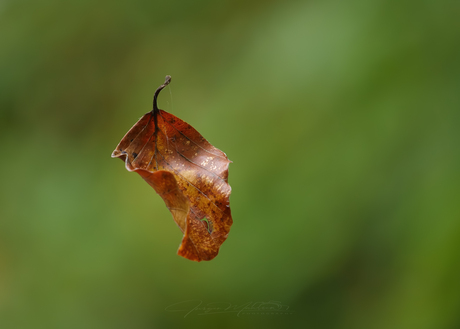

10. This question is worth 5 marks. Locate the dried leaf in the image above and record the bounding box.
[111,76,232,261]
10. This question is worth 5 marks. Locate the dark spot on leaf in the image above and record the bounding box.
[133,152,138,159]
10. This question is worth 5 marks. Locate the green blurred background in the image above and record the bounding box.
[1,0,459,328]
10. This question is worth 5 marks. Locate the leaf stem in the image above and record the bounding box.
[153,75,172,113]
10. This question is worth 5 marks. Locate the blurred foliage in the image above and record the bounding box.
[1,0,459,328]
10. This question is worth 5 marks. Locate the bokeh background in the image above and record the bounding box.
[1,0,459,328]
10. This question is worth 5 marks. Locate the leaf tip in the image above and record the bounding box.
[111,149,120,158]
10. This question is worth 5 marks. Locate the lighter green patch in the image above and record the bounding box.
[200,217,211,233]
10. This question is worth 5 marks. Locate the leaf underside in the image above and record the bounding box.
[112,105,232,261]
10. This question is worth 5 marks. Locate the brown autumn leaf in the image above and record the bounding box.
[111,76,232,261]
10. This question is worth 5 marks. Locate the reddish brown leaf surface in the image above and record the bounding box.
[111,76,232,261]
